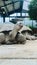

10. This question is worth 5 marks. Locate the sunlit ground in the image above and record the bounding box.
[0,40,37,65]
[0,40,37,59]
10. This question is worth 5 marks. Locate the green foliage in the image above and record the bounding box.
[28,0,37,20]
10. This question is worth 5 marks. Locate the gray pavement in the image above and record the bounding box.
[0,59,37,65]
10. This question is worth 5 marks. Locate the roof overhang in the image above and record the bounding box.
[0,0,23,17]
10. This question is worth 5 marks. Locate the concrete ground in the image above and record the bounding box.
[0,59,37,65]
[0,40,37,59]
[0,40,37,65]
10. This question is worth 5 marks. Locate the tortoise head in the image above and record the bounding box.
[15,23,23,31]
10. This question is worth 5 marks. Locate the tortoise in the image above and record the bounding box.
[19,25,37,40]
[8,23,26,44]
[0,33,5,44]
[0,23,14,34]
[0,22,14,44]
[15,32,26,44]
[0,22,37,45]
[0,22,26,44]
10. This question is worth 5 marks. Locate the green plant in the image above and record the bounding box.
[28,0,37,20]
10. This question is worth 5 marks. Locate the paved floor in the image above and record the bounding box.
[0,59,37,65]
[0,40,37,65]
[0,40,37,59]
